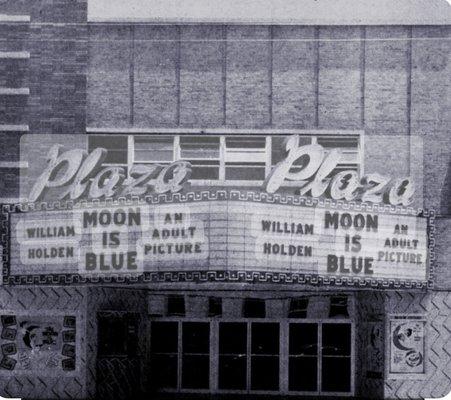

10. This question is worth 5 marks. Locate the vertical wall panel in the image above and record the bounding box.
[364,27,409,135]
[318,27,361,129]
[134,26,178,127]
[180,26,224,127]
[411,27,450,135]
[87,25,131,127]
[272,26,316,128]
[411,26,451,213]
[226,26,271,128]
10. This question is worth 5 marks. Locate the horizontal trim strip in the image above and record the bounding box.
[0,14,30,23]
[0,124,29,132]
[0,51,30,59]
[87,127,363,136]
[0,88,30,96]
[0,161,28,168]
[88,17,451,26]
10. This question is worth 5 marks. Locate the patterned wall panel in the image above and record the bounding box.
[384,291,451,399]
[0,286,87,399]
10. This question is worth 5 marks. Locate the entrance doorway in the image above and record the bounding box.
[96,311,141,399]
[149,319,353,396]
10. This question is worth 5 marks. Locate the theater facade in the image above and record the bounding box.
[0,0,450,399]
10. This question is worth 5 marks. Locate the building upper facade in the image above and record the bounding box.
[0,0,450,288]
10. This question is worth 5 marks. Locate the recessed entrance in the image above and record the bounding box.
[149,319,353,396]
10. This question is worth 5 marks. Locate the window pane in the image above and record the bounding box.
[225,137,266,165]
[150,354,178,389]
[167,295,185,317]
[88,135,127,164]
[183,322,209,354]
[189,160,220,180]
[225,165,266,181]
[180,136,220,159]
[329,296,349,318]
[322,357,351,392]
[243,298,266,318]
[151,322,178,353]
[182,355,209,389]
[289,298,309,318]
[317,136,359,165]
[208,297,222,317]
[251,356,279,390]
[251,323,279,355]
[322,324,351,356]
[289,323,318,356]
[134,136,173,163]
[289,357,318,392]
[225,136,266,149]
[219,323,247,354]
[317,136,359,148]
[218,355,247,390]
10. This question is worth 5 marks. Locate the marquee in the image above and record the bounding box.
[1,190,434,288]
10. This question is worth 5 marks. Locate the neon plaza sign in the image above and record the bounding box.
[29,135,414,206]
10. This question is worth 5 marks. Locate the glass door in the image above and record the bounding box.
[321,323,352,393]
[288,321,353,396]
[288,323,318,392]
[150,319,353,396]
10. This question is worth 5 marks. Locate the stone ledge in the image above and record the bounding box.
[0,125,29,132]
[0,88,30,96]
[0,14,30,23]
[0,51,30,59]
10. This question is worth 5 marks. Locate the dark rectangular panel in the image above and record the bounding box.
[182,355,210,389]
[251,322,279,355]
[182,322,210,354]
[322,357,351,392]
[289,357,318,392]
[151,321,178,353]
[251,356,279,390]
[219,322,247,354]
[218,355,247,390]
[289,323,318,356]
[322,323,351,356]
[150,354,178,389]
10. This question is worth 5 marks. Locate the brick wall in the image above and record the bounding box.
[87,24,451,215]
[1,21,450,213]
[0,0,87,200]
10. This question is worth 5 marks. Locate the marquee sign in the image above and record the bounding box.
[26,136,415,206]
[1,190,433,288]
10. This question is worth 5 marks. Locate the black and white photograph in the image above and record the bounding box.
[0,0,450,398]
